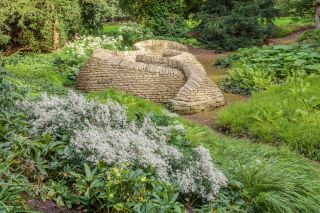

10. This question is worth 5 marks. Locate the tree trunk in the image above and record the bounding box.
[51,3,60,51]
[315,3,320,29]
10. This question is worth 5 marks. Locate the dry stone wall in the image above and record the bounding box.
[75,40,225,114]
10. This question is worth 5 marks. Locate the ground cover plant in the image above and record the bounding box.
[184,122,320,213]
[3,53,68,96]
[217,76,320,160]
[299,29,320,44]
[218,43,320,95]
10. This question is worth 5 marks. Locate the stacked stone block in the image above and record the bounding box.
[75,40,225,114]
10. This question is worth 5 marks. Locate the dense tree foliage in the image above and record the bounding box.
[195,0,278,51]
[0,0,111,51]
[274,0,315,17]
[119,0,190,37]
[105,0,126,21]
[275,0,320,29]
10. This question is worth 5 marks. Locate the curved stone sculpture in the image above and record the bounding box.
[75,40,225,114]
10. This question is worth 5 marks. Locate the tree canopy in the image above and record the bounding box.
[275,0,315,17]
[0,0,112,51]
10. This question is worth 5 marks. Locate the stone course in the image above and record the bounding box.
[75,40,225,114]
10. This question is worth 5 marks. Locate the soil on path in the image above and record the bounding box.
[184,28,309,128]
[266,26,313,45]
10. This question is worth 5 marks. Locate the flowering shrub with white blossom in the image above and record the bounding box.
[55,35,124,86]
[64,35,123,60]
[21,91,227,201]
[55,23,154,86]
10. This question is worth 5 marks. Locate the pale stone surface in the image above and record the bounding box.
[75,40,225,114]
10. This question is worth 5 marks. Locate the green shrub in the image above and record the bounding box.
[0,163,29,212]
[217,76,320,160]
[41,164,183,211]
[119,0,188,38]
[195,0,277,51]
[0,0,80,51]
[299,29,320,44]
[0,0,111,51]
[118,23,154,47]
[78,0,110,34]
[0,70,36,210]
[215,56,236,69]
[104,0,127,22]
[220,44,320,95]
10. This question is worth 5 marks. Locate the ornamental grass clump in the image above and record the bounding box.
[21,91,227,201]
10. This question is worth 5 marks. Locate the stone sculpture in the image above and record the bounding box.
[75,40,224,114]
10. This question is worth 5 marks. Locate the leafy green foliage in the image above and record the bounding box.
[78,0,110,34]
[299,29,320,44]
[40,164,183,212]
[0,67,28,140]
[0,0,80,51]
[102,166,182,212]
[218,76,320,160]
[220,43,320,94]
[119,0,189,38]
[0,0,112,51]
[104,0,127,22]
[0,69,30,211]
[215,55,238,69]
[184,122,320,213]
[274,0,315,17]
[195,0,277,51]
[118,23,154,47]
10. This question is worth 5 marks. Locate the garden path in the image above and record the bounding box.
[266,26,313,45]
